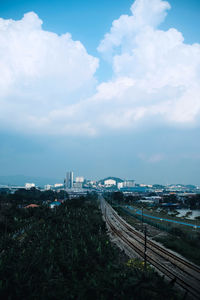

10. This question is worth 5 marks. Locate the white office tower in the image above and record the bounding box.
[65,171,73,189]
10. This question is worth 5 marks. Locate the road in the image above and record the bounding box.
[125,205,200,229]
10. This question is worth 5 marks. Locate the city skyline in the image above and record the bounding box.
[0,0,200,185]
[0,171,199,188]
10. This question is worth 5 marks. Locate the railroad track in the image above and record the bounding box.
[101,199,200,299]
[112,207,200,277]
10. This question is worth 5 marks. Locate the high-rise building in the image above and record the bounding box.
[64,171,73,189]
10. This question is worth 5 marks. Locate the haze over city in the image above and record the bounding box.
[0,0,200,185]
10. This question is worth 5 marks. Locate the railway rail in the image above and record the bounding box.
[101,198,200,299]
[112,207,200,277]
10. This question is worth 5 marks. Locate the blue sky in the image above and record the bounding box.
[0,0,200,184]
[1,0,200,81]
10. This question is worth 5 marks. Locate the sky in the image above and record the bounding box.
[0,0,200,185]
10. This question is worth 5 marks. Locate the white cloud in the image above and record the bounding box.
[0,12,99,134]
[97,0,171,58]
[95,0,200,130]
[138,153,165,163]
[0,1,200,136]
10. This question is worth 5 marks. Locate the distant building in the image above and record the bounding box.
[140,184,153,188]
[25,183,35,190]
[50,201,61,209]
[104,179,116,187]
[177,193,196,203]
[123,180,135,188]
[117,182,124,189]
[73,182,83,188]
[88,180,97,187]
[44,184,52,190]
[54,183,64,188]
[64,171,73,189]
[75,177,84,183]
[24,204,39,208]
[143,196,161,204]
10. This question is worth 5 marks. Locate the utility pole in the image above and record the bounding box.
[144,225,147,271]
[142,207,144,232]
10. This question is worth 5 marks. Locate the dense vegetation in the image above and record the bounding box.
[0,187,68,206]
[0,194,181,299]
[0,188,68,235]
[154,228,200,266]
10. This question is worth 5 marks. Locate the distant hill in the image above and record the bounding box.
[0,175,63,187]
[98,176,124,184]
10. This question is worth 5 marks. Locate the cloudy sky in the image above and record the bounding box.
[0,0,200,184]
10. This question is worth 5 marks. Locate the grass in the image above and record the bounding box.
[154,232,200,266]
